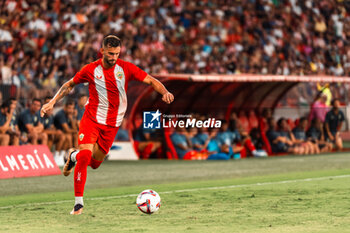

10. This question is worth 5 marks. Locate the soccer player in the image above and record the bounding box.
[40,35,174,215]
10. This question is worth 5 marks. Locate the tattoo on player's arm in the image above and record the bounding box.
[53,83,73,103]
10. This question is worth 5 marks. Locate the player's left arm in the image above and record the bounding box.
[41,79,76,117]
[143,75,174,104]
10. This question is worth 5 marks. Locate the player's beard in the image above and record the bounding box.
[104,57,116,67]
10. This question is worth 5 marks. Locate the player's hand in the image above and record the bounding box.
[40,102,54,117]
[162,92,174,104]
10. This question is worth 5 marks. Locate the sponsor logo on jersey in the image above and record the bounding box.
[116,72,123,80]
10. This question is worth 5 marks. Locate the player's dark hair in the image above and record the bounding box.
[103,35,121,48]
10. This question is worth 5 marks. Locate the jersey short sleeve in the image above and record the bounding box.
[73,64,90,84]
[125,62,147,82]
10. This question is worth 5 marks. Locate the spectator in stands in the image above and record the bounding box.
[307,118,333,153]
[18,98,47,145]
[3,0,350,104]
[250,128,265,151]
[191,127,210,152]
[171,127,194,160]
[43,96,66,159]
[292,117,320,154]
[325,99,344,150]
[6,98,20,145]
[76,93,88,127]
[266,117,303,155]
[53,99,78,165]
[277,118,308,155]
[133,125,162,159]
[309,93,329,123]
[0,102,11,146]
[229,112,239,132]
[206,128,239,160]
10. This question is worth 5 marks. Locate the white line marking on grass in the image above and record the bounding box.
[1,174,349,210]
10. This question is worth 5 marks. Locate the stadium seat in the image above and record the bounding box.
[238,111,250,132]
[248,110,259,130]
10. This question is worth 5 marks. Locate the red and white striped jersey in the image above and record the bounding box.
[73,58,147,127]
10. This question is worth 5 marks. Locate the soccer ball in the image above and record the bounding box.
[136,189,161,214]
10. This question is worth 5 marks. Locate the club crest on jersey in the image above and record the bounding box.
[116,72,123,80]
[79,133,84,141]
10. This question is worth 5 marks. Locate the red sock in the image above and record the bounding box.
[74,150,92,197]
[89,157,103,169]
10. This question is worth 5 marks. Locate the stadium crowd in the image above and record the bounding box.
[1,0,350,103]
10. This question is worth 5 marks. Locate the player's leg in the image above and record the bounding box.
[64,115,99,215]
[69,143,93,215]
[89,143,106,169]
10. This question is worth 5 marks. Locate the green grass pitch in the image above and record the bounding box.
[1,153,350,233]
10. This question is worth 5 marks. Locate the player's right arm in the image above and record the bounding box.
[40,79,76,117]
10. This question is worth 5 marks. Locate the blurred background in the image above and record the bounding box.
[1,0,350,163]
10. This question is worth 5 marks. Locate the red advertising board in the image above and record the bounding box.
[0,145,61,179]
